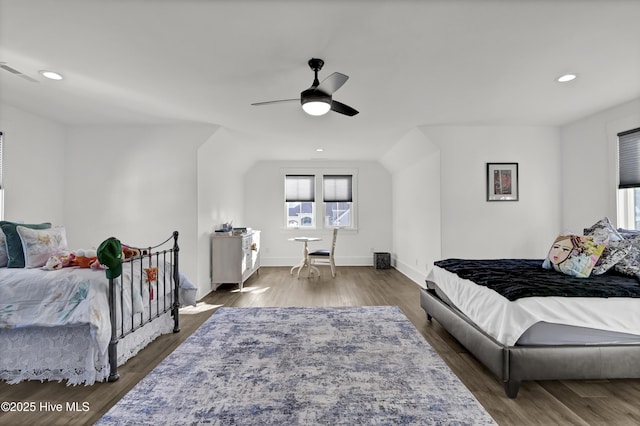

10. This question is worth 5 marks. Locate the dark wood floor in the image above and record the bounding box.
[2,266,640,425]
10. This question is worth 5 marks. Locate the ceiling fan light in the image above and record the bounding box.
[302,100,331,116]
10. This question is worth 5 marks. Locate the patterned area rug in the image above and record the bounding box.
[97,306,496,425]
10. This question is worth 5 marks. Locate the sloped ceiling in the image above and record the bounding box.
[1,0,639,161]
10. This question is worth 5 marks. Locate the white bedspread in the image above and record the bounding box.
[427,265,640,346]
[0,267,112,350]
[0,260,193,363]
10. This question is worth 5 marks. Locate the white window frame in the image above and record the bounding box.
[286,201,316,229]
[322,174,355,228]
[282,168,358,230]
[617,127,640,230]
[617,188,635,230]
[284,173,316,229]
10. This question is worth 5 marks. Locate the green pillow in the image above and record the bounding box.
[0,221,52,268]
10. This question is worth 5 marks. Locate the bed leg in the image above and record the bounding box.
[172,231,181,333]
[426,313,432,321]
[503,379,520,399]
[172,304,180,333]
[108,341,120,382]
[107,277,120,382]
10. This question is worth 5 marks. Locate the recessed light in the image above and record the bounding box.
[39,70,63,80]
[556,73,577,83]
[316,148,324,152]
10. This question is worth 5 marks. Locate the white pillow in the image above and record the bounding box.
[0,229,7,267]
[16,225,68,268]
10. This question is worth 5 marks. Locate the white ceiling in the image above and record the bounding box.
[1,0,639,161]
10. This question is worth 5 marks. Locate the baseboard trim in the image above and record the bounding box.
[393,259,427,288]
[261,256,375,267]
[259,256,427,288]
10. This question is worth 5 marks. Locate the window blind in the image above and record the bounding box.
[323,175,352,202]
[285,175,315,202]
[619,127,640,189]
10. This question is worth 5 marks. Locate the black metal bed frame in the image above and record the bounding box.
[106,231,181,382]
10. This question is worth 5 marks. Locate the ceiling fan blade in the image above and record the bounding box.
[316,72,349,95]
[331,100,359,116]
[251,98,299,106]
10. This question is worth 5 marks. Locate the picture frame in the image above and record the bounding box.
[486,162,518,201]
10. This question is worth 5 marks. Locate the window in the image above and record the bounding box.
[284,170,357,229]
[323,175,352,227]
[617,127,640,229]
[285,175,315,228]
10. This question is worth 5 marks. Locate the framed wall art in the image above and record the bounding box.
[487,162,518,201]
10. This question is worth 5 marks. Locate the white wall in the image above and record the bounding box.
[560,98,640,232]
[0,103,66,224]
[381,125,561,287]
[197,128,250,297]
[381,128,441,284]
[428,126,562,260]
[243,160,392,266]
[64,123,216,297]
[6,95,637,300]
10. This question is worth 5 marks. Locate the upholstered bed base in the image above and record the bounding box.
[420,285,640,398]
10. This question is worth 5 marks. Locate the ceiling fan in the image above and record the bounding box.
[251,58,359,116]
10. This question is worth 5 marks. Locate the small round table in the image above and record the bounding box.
[289,237,321,278]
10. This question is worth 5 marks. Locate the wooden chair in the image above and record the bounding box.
[308,228,338,277]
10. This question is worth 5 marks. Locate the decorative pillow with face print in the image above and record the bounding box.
[542,234,606,278]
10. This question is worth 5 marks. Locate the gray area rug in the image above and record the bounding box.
[97,306,496,425]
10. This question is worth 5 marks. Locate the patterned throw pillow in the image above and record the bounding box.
[590,239,632,275]
[0,221,52,268]
[0,229,7,267]
[16,226,68,268]
[584,217,630,275]
[542,234,606,278]
[584,217,624,242]
[614,234,640,276]
[617,228,640,239]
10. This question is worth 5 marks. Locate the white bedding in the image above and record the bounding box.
[427,265,640,346]
[0,260,196,384]
[0,267,113,354]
